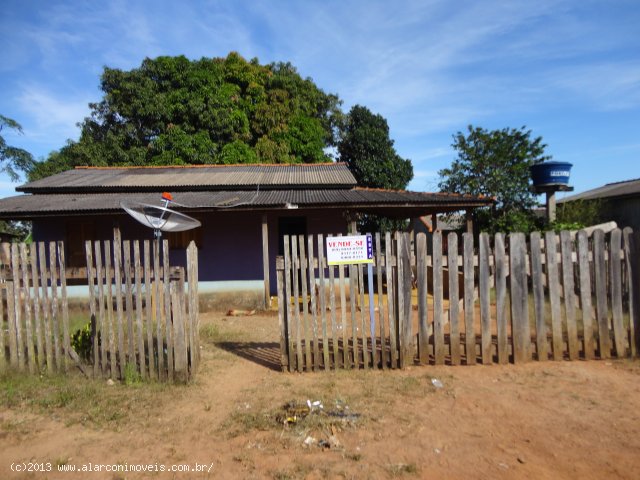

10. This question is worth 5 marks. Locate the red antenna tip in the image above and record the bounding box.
[162,192,173,202]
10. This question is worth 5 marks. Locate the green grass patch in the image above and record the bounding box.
[0,368,183,429]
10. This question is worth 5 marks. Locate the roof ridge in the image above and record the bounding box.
[75,162,346,170]
[604,177,640,186]
[353,186,493,200]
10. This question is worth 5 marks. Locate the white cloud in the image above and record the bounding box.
[17,85,90,148]
[549,61,640,111]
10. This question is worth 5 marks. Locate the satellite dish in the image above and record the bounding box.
[121,192,201,239]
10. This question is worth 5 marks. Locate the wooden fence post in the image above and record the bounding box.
[276,256,288,371]
[623,229,640,356]
[113,230,126,378]
[283,236,295,372]
[299,235,312,371]
[385,231,397,369]
[577,230,595,360]
[133,241,147,379]
[122,240,135,364]
[57,241,71,372]
[163,239,173,381]
[104,239,117,379]
[494,233,509,364]
[153,239,164,380]
[609,229,626,357]
[187,241,199,374]
[433,232,445,365]
[95,241,108,376]
[545,231,564,361]
[416,233,429,364]
[48,242,61,371]
[397,232,413,367]
[560,231,579,360]
[38,242,53,373]
[375,233,386,369]
[10,244,24,370]
[19,244,35,373]
[29,244,44,370]
[448,233,461,365]
[171,280,188,382]
[509,233,530,363]
[479,233,492,365]
[328,245,340,369]
[593,230,611,359]
[530,232,546,361]
[291,236,303,372]
[317,234,330,370]
[85,241,98,376]
[463,233,475,365]
[7,280,18,368]
[143,240,155,379]
[0,265,5,372]
[306,235,320,371]
[348,262,358,369]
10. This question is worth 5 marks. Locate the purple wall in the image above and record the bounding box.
[31,209,348,294]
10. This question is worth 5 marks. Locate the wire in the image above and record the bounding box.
[214,183,260,208]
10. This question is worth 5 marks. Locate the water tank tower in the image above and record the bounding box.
[530,161,574,223]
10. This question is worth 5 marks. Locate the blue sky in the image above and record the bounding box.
[1,0,638,201]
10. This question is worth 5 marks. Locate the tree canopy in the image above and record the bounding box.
[0,114,35,238]
[29,53,344,180]
[338,105,413,190]
[0,115,35,181]
[338,105,413,232]
[438,125,550,233]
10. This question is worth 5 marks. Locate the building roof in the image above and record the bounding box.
[18,163,357,193]
[0,163,493,220]
[0,188,492,219]
[558,178,640,203]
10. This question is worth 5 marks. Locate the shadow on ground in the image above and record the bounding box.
[215,342,282,371]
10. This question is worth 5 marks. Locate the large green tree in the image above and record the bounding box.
[338,105,413,232]
[338,105,413,190]
[438,125,550,233]
[0,115,35,239]
[1,115,35,181]
[29,53,343,180]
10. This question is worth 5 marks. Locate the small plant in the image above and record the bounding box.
[71,323,93,362]
[123,363,141,385]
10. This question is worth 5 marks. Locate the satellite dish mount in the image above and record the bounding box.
[120,192,201,240]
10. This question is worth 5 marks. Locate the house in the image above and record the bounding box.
[557,178,640,231]
[0,163,492,308]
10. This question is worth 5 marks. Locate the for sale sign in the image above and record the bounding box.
[326,234,373,265]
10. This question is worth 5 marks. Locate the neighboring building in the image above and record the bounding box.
[557,178,640,231]
[0,163,492,308]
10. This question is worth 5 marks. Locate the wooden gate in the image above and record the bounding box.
[0,232,199,382]
[276,228,640,372]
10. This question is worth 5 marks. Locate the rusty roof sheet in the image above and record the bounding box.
[0,189,492,218]
[18,163,357,193]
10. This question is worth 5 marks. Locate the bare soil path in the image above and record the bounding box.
[1,311,640,479]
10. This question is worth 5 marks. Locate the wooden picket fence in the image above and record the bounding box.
[276,228,640,372]
[0,234,199,382]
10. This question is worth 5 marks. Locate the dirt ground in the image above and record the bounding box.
[1,310,640,479]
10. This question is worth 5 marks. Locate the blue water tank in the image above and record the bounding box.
[530,161,573,187]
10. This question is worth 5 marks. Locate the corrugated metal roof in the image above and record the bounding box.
[18,163,357,193]
[558,178,640,203]
[0,189,492,218]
